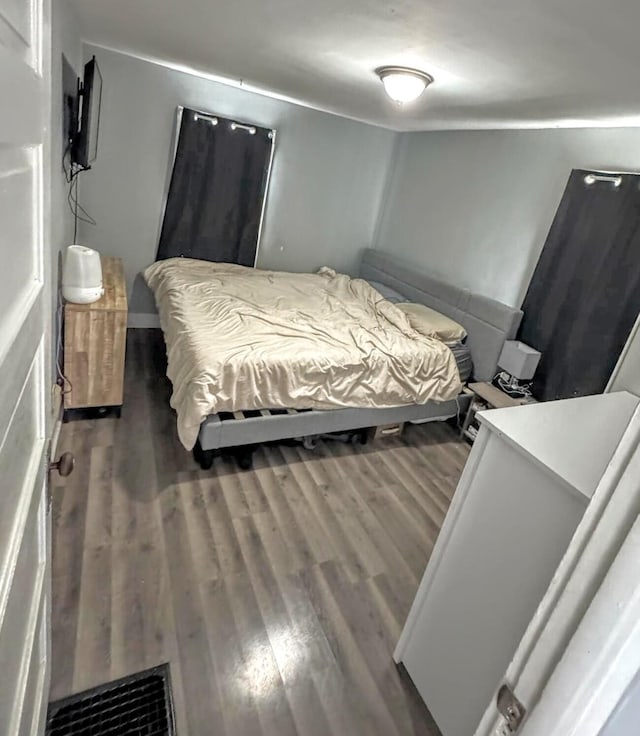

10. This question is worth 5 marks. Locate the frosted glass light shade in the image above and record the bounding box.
[62,245,103,304]
[377,66,434,103]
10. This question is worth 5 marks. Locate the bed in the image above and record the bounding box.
[145,248,522,469]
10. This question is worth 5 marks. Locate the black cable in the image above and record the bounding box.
[66,171,96,243]
[64,137,97,236]
[73,181,96,224]
[74,175,79,242]
[493,371,534,400]
[62,141,72,183]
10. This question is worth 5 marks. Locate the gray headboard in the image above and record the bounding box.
[359,248,523,382]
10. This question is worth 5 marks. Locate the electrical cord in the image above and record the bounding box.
[62,141,73,183]
[68,174,96,241]
[54,289,73,395]
[57,143,94,397]
[493,371,534,400]
[62,142,97,240]
[455,395,463,429]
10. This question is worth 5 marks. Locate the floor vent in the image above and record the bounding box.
[46,664,175,736]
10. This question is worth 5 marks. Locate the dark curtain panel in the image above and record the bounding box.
[157,108,274,266]
[519,169,640,401]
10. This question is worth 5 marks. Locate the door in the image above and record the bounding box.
[0,0,52,733]
[473,404,640,736]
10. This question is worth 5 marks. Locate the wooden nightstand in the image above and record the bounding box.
[63,256,127,418]
[460,381,528,442]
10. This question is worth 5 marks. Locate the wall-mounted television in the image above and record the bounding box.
[62,54,78,150]
[71,55,102,169]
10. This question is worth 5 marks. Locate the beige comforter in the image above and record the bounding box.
[144,258,462,449]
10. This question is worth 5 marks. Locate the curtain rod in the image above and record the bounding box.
[192,109,274,138]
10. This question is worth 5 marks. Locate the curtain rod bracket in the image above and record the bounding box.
[194,112,218,125]
[584,173,622,187]
[230,121,256,134]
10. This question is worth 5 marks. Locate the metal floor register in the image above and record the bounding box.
[46,664,175,736]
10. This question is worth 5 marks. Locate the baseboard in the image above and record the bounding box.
[128,313,160,328]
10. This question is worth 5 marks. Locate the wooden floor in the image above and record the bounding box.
[51,329,470,736]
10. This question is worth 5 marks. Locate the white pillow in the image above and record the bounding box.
[396,302,467,344]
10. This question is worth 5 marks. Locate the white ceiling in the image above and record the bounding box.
[71,0,640,131]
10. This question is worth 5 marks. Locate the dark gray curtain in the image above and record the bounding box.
[519,169,640,401]
[157,108,274,266]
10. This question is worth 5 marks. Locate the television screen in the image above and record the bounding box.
[72,56,102,169]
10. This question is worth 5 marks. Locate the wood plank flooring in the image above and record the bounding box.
[51,329,470,736]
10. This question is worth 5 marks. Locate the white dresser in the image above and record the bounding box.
[395,391,640,736]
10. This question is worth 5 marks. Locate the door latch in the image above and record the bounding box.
[496,683,526,734]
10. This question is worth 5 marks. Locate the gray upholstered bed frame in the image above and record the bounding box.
[359,249,522,383]
[194,248,522,468]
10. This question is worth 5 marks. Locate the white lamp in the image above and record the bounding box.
[376,66,434,104]
[498,340,541,382]
[62,245,104,304]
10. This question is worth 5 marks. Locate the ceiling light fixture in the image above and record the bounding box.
[376,66,434,104]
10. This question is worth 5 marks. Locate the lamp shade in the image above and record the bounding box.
[498,340,541,381]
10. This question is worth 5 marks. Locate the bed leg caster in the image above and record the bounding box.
[193,440,215,470]
[351,428,369,445]
[235,445,256,471]
[302,435,318,451]
[199,450,215,470]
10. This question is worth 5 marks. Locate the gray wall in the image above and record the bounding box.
[375,127,640,307]
[51,0,82,380]
[608,314,640,397]
[599,668,640,736]
[77,45,397,320]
